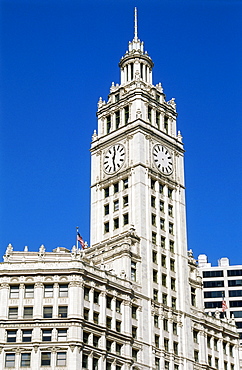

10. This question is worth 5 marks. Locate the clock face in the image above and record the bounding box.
[153,144,173,175]
[103,144,125,174]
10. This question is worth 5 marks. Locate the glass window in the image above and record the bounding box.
[58,306,68,318]
[228,269,242,276]
[152,250,157,263]
[160,218,165,230]
[116,343,122,354]
[123,213,129,225]
[152,213,156,226]
[132,326,137,338]
[171,278,176,291]
[104,204,109,215]
[25,285,34,298]
[164,338,169,351]
[21,353,31,367]
[116,320,121,332]
[10,286,19,299]
[44,284,53,298]
[167,187,173,199]
[169,222,174,234]
[83,332,89,344]
[84,287,90,300]
[116,299,122,313]
[57,329,67,341]
[114,217,119,229]
[132,305,137,319]
[159,183,163,193]
[160,200,164,212]
[172,297,176,309]
[93,312,99,324]
[93,358,98,370]
[132,349,138,360]
[163,318,168,331]
[164,361,169,370]
[59,284,68,297]
[191,287,196,306]
[42,329,52,341]
[203,281,224,288]
[168,204,173,216]
[23,307,33,318]
[123,195,128,207]
[41,352,51,366]
[148,106,152,122]
[228,279,242,287]
[194,350,199,362]
[123,178,128,189]
[153,289,158,302]
[155,358,160,370]
[56,352,66,366]
[173,322,177,335]
[131,261,136,281]
[152,232,157,244]
[104,187,109,198]
[193,330,198,343]
[7,330,17,342]
[104,221,110,233]
[106,340,112,351]
[106,296,112,309]
[170,240,174,252]
[205,302,222,309]
[114,182,119,193]
[161,236,165,248]
[93,335,100,347]
[124,106,129,124]
[22,329,32,342]
[203,270,223,278]
[106,317,112,329]
[151,196,156,207]
[151,179,156,190]
[155,334,159,347]
[204,290,224,298]
[170,259,175,271]
[156,111,160,128]
[153,270,158,283]
[162,274,167,287]
[8,307,18,319]
[162,254,166,267]
[115,110,120,129]
[106,115,111,133]
[5,353,15,368]
[174,342,178,355]
[94,290,100,304]
[114,200,119,211]
[43,306,52,318]
[82,355,88,369]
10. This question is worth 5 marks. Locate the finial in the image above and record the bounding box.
[134,7,138,41]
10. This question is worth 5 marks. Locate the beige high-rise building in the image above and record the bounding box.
[0,9,240,370]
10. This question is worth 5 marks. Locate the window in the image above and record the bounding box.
[173,322,177,335]
[224,362,228,370]
[106,295,112,309]
[123,178,128,189]
[168,204,173,216]
[204,290,224,298]
[10,286,19,299]
[116,299,122,313]
[124,106,129,124]
[114,217,119,229]
[155,334,159,348]
[22,329,32,342]
[194,350,199,362]
[106,316,112,329]
[84,308,89,320]
[83,331,89,344]
[58,306,68,318]
[42,329,52,341]
[114,182,119,193]
[44,284,53,298]
[168,187,173,199]
[84,287,90,300]
[92,290,99,305]
[160,200,164,212]
[7,330,17,342]
[228,269,242,276]
[114,200,119,211]
[153,270,158,283]
[116,366,121,370]
[59,284,68,297]
[152,250,157,262]
[5,353,15,368]
[229,290,242,297]
[170,259,175,272]
[215,358,219,369]
[164,338,169,351]
[153,289,158,302]
[163,318,168,331]
[93,335,100,347]
[115,110,120,129]
[116,320,121,332]
[132,305,137,319]
[106,115,111,133]
[57,329,67,341]
[203,270,224,278]
[162,293,167,305]
[56,352,66,366]
[162,254,166,267]
[21,353,31,367]
[115,93,120,102]
[156,111,160,128]
[132,349,138,360]
[106,362,112,370]
[131,261,136,281]
[93,358,98,370]
[191,287,196,306]
[223,342,227,354]
[159,183,163,193]
[41,352,51,366]
[160,218,165,230]
[204,280,224,288]
[43,306,52,318]
[164,361,169,370]
[8,307,18,319]
[172,297,176,309]
[205,302,222,309]
[170,240,174,252]
[161,236,165,248]
[24,307,33,318]
[230,300,242,307]
[123,213,129,225]
[151,196,156,207]
[152,214,156,226]
[164,116,168,133]
[169,222,174,234]
[171,278,176,291]
[174,341,178,355]
[193,330,198,343]
[151,179,156,190]
[148,106,152,122]
[104,186,109,198]
[104,204,109,215]
[106,340,112,351]
[123,195,128,207]
[104,221,110,233]
[207,335,211,348]
[162,273,167,287]
[155,357,160,370]
[174,365,179,370]
[25,285,34,298]
[208,355,212,366]
[230,344,234,356]
[214,338,218,350]
[116,343,122,355]
[154,315,159,327]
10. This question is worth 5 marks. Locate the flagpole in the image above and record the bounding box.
[76,226,79,249]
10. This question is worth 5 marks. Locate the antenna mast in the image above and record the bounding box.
[134,7,138,41]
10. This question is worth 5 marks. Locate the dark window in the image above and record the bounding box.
[132,305,137,319]
[173,322,177,335]
[205,301,222,308]
[123,195,128,207]
[123,178,128,189]
[22,330,32,342]
[132,326,137,338]
[124,106,129,124]
[153,289,158,302]
[83,332,89,344]
[163,318,168,331]
[104,221,109,233]
[170,240,174,252]
[93,335,100,347]
[116,320,121,332]
[93,312,99,324]
[84,287,90,300]
[84,308,89,320]
[203,270,224,278]
[56,352,66,366]
[230,300,242,307]
[156,111,160,128]
[10,286,19,299]
[104,204,109,216]
[25,285,34,298]
[114,217,119,229]
[123,213,129,225]
[106,115,111,133]
[23,307,33,318]
[43,306,52,318]
[104,187,109,198]
[228,269,242,277]
[230,311,242,318]
[7,330,17,342]
[94,290,100,304]
[44,284,53,298]
[131,261,136,281]
[106,340,112,351]
[114,182,119,193]
[204,290,224,298]
[151,179,156,189]
[155,334,159,347]
[160,200,164,212]
[152,250,157,263]
[170,259,175,272]
[5,353,15,368]
[153,270,158,283]
[203,281,224,288]
[154,315,159,327]
[116,299,122,313]
[148,106,152,122]
[162,293,167,305]
[115,110,120,129]
[171,277,176,291]
[191,287,196,306]
[168,187,173,199]
[161,236,165,248]
[164,338,169,351]
[151,196,156,207]
[59,284,68,297]
[229,290,242,297]
[106,296,112,309]
[58,306,68,318]
[228,279,242,287]
[115,93,119,102]
[164,116,168,133]
[41,352,51,366]
[8,307,18,319]
[42,329,52,341]
[21,353,31,367]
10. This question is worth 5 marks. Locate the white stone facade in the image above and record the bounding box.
[0,9,240,370]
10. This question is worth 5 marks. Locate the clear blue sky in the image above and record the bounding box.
[1,0,241,265]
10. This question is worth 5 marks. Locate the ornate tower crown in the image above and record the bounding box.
[119,8,154,85]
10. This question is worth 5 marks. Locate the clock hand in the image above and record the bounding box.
[112,146,116,172]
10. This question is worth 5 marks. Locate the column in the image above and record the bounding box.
[53,282,59,318]
[34,282,43,319]
[0,283,9,319]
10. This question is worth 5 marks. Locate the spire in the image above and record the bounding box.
[134,7,138,41]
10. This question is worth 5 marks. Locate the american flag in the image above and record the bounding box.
[222,297,228,312]
[77,232,85,249]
